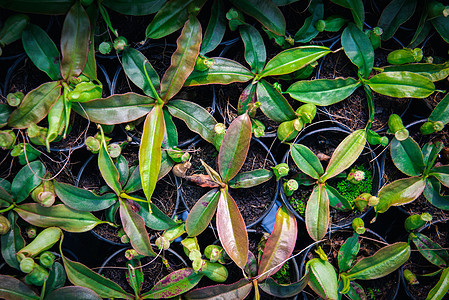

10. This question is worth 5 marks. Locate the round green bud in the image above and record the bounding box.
[214,123,226,135]
[0,130,16,149]
[352,218,365,235]
[113,36,127,51]
[85,136,101,153]
[108,143,121,158]
[24,264,48,286]
[189,249,202,262]
[20,257,36,273]
[6,91,24,107]
[403,269,419,285]
[283,179,299,197]
[272,163,289,181]
[26,226,37,239]
[315,20,326,32]
[204,245,222,263]
[413,48,423,62]
[405,213,433,232]
[0,214,11,235]
[39,251,55,268]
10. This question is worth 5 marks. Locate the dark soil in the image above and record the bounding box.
[404,219,449,300]
[180,139,277,227]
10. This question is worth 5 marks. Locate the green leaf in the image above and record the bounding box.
[259,45,330,78]
[98,132,122,196]
[122,47,160,99]
[287,77,361,105]
[237,82,257,115]
[342,23,374,79]
[377,0,417,41]
[429,92,449,124]
[229,0,286,36]
[167,100,217,143]
[60,1,90,80]
[257,79,297,122]
[200,0,226,54]
[115,155,129,187]
[62,255,133,299]
[305,184,329,241]
[11,161,46,203]
[430,166,449,188]
[162,108,178,149]
[73,93,154,125]
[432,15,449,43]
[382,62,449,82]
[160,16,202,102]
[42,262,67,297]
[376,177,426,213]
[102,0,165,16]
[8,81,61,129]
[366,71,435,98]
[240,24,266,74]
[119,199,156,257]
[338,233,360,272]
[331,0,364,29]
[0,0,73,14]
[54,181,117,212]
[427,267,449,300]
[1,212,25,270]
[345,242,411,280]
[184,57,254,86]
[294,0,323,43]
[0,103,14,128]
[142,268,203,299]
[137,201,177,231]
[410,232,449,268]
[218,113,252,183]
[139,104,165,201]
[0,275,39,300]
[390,137,425,177]
[185,188,220,237]
[124,166,142,194]
[259,273,308,298]
[321,129,367,181]
[290,144,324,179]
[185,278,253,300]
[22,24,60,80]
[216,187,248,269]
[325,183,353,211]
[306,257,339,300]
[45,286,102,300]
[258,205,297,281]
[228,169,273,188]
[423,143,444,172]
[424,177,449,210]
[15,203,107,232]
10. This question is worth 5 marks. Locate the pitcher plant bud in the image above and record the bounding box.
[204,245,223,263]
[403,269,419,285]
[388,114,409,141]
[405,213,432,232]
[0,130,16,149]
[24,264,49,286]
[272,163,289,181]
[283,179,299,197]
[26,226,37,239]
[20,257,36,273]
[352,218,365,235]
[420,120,444,135]
[346,168,365,184]
[6,91,24,107]
[39,251,55,268]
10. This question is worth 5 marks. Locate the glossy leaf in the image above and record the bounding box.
[122,47,160,99]
[8,81,61,129]
[11,161,45,203]
[216,187,248,269]
[366,71,435,98]
[259,273,308,297]
[218,113,252,183]
[0,104,13,128]
[167,100,217,143]
[99,132,122,196]
[257,80,297,122]
[376,176,426,213]
[290,144,324,179]
[382,62,449,82]
[15,203,107,232]
[429,92,449,124]
[45,286,101,300]
[1,212,25,270]
[377,0,417,40]
[54,181,117,212]
[287,77,361,105]
[390,137,425,177]
[294,0,323,43]
[60,1,90,79]
[142,268,203,299]
[240,24,266,74]
[185,278,252,300]
[139,104,165,201]
[136,201,177,231]
[0,275,39,300]
[62,255,132,299]
[430,165,449,188]
[338,233,360,272]
[73,93,154,125]
[102,0,165,16]
[345,242,410,280]
[120,199,156,257]
[238,82,257,115]
[228,169,273,188]
[331,0,364,29]
[186,189,220,237]
[229,0,286,36]
[342,23,374,79]
[184,58,254,86]
[305,184,329,241]
[43,262,67,296]
[200,0,226,54]
[432,15,449,44]
[115,155,129,187]
[22,24,60,80]
[161,16,202,102]
[259,45,331,78]
[162,109,177,148]
[427,267,449,300]
[258,205,297,281]
[306,258,338,300]
[424,177,449,210]
[322,129,367,181]
[326,184,352,211]
[0,0,73,14]
[410,232,449,268]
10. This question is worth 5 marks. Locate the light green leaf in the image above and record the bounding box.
[185,188,220,237]
[257,79,297,122]
[342,23,374,78]
[376,177,426,213]
[290,144,324,179]
[305,184,329,241]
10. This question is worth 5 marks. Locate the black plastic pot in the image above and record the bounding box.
[179,137,280,229]
[280,123,382,229]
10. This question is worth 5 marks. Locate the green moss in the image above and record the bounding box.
[335,165,373,206]
[290,196,306,216]
[271,260,291,284]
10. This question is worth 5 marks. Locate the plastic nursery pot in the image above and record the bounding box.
[179,137,280,229]
[299,228,401,300]
[280,125,382,228]
[98,245,188,297]
[401,218,449,300]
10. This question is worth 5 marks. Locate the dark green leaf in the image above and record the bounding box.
[185,188,220,236]
[390,137,425,177]
[0,0,73,14]
[102,0,165,16]
[342,23,374,78]
[11,161,45,203]
[429,92,449,124]
[240,24,266,73]
[331,0,364,29]
[1,212,25,270]
[45,286,102,300]
[423,177,449,210]
[432,15,449,43]
[410,232,449,268]
[136,200,177,231]
[257,79,296,122]
[290,144,324,179]
[228,169,273,188]
[162,108,178,149]
[200,0,226,54]
[338,233,360,272]
[115,155,130,187]
[427,267,449,300]
[294,0,323,43]
[377,0,417,40]
[259,274,308,298]
[382,62,449,82]
[0,275,39,300]
[185,278,253,299]
[325,184,352,211]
